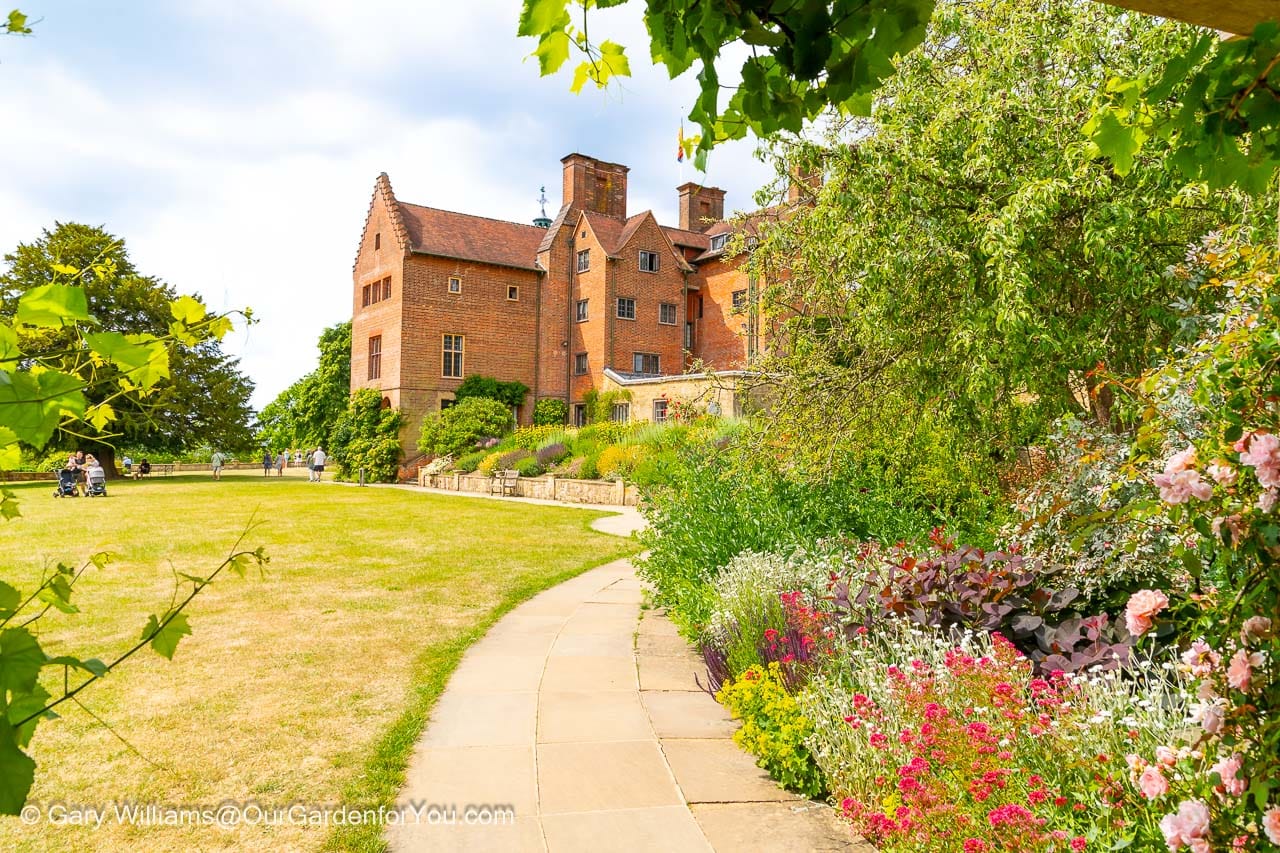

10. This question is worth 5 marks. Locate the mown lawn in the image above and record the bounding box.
[0,472,639,851]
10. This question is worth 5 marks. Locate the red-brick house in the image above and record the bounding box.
[349,152,770,451]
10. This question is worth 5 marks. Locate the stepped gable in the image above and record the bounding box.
[352,172,411,272]
[397,202,545,272]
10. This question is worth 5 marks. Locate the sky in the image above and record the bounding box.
[0,0,777,409]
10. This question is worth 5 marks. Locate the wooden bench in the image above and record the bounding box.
[489,469,520,496]
[133,463,174,478]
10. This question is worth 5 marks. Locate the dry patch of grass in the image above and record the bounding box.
[0,472,638,851]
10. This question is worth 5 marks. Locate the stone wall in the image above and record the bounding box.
[419,471,639,506]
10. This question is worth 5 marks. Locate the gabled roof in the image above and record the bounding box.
[581,210,694,273]
[537,202,573,254]
[691,206,788,264]
[661,226,711,252]
[398,203,546,272]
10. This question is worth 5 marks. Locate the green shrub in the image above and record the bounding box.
[578,455,599,480]
[454,450,488,473]
[533,398,568,426]
[328,388,404,482]
[717,663,826,798]
[576,421,631,446]
[453,374,529,408]
[418,397,513,457]
[513,456,543,477]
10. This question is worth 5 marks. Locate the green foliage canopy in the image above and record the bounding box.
[519,1,1280,190]
[0,223,256,465]
[418,397,513,457]
[328,388,403,482]
[256,321,351,451]
[748,0,1269,460]
[453,374,529,409]
[533,397,568,426]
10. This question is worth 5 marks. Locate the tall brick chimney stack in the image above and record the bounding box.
[561,153,629,219]
[786,166,822,205]
[677,182,726,232]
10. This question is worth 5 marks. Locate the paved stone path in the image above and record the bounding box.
[386,554,861,852]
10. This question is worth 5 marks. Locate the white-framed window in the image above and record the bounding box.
[507,285,519,301]
[576,299,588,322]
[577,249,590,272]
[659,303,677,325]
[710,234,728,251]
[611,402,630,423]
[448,276,462,294]
[573,404,588,427]
[639,250,659,272]
[633,352,660,374]
[574,352,588,375]
[442,334,464,378]
[616,297,636,320]
[731,289,747,311]
[653,399,669,423]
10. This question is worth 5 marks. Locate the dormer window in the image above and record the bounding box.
[710,234,728,251]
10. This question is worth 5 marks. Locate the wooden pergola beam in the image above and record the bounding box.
[1100,0,1278,35]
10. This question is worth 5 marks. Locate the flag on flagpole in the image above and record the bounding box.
[677,123,685,163]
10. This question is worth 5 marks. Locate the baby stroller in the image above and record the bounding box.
[85,468,107,497]
[54,468,78,498]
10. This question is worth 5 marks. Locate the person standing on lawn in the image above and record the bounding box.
[262,449,273,476]
[211,449,226,480]
[310,446,326,482]
[275,450,286,477]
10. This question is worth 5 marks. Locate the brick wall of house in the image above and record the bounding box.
[398,255,539,431]
[536,228,572,406]
[607,215,686,383]
[570,215,609,405]
[690,255,752,369]
[351,185,405,402]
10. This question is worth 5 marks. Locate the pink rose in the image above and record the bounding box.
[1192,700,1225,734]
[1208,461,1238,486]
[1263,805,1280,845]
[1241,617,1273,643]
[1167,446,1198,473]
[1154,469,1213,504]
[1181,640,1221,678]
[1258,489,1278,513]
[1138,765,1169,799]
[1239,432,1280,488]
[1126,589,1170,636]
[1156,746,1179,767]
[1160,800,1211,850]
[1210,753,1246,797]
[1211,514,1245,545]
[1227,648,1264,692]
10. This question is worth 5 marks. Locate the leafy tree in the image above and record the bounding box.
[0,223,256,474]
[452,374,529,409]
[518,1,1280,189]
[256,321,351,452]
[0,253,265,814]
[328,388,403,482]
[747,0,1269,464]
[418,397,513,457]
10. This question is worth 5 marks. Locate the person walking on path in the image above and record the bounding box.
[262,449,273,477]
[310,447,327,482]
[275,451,286,477]
[211,450,226,480]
